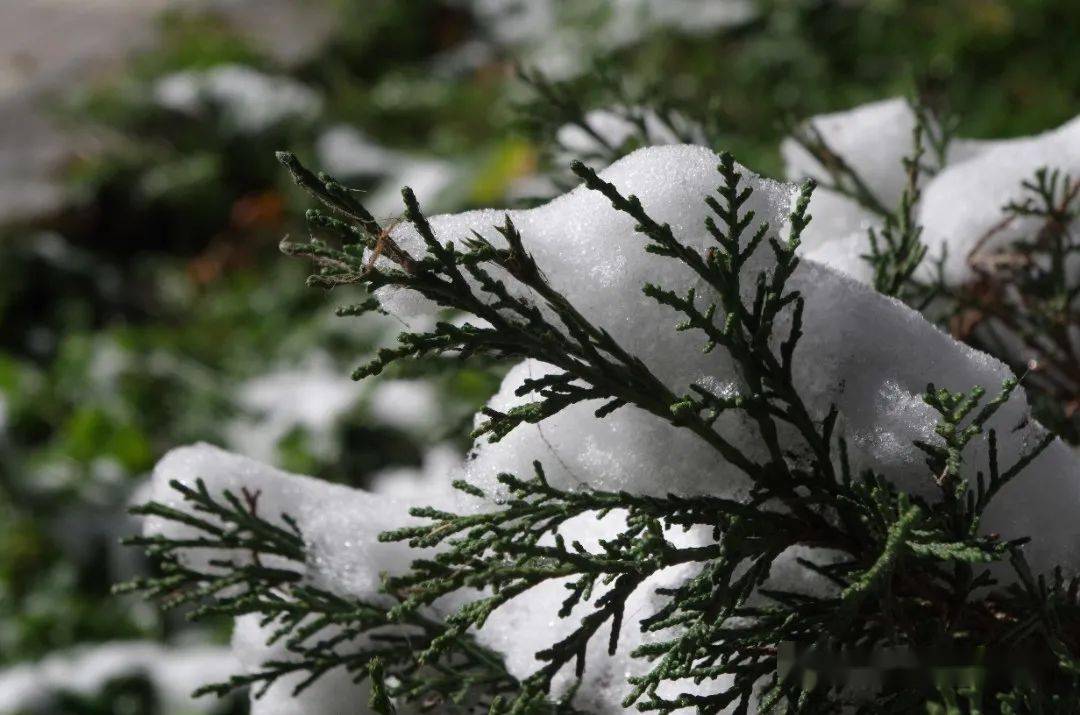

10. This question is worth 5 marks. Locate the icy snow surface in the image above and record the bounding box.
[145,145,1080,711]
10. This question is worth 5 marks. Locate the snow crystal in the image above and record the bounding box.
[155,65,321,134]
[0,642,235,715]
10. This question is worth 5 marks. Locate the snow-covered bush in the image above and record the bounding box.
[784,97,1080,443]
[125,141,1080,712]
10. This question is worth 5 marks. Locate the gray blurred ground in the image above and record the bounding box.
[0,0,334,224]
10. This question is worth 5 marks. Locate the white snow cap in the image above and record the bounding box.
[145,443,421,598]
[375,144,1080,571]
[783,97,1080,287]
[782,97,919,210]
[144,145,1080,710]
[232,615,372,715]
[145,444,432,714]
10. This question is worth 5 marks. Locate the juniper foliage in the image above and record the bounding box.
[119,135,1080,713]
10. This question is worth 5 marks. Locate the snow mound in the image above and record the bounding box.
[373,146,1076,561]
[921,115,1080,284]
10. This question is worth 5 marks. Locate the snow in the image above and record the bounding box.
[145,443,449,713]
[782,97,919,210]
[145,443,421,587]
[919,115,1080,285]
[141,144,1080,711]
[371,145,1075,543]
[232,615,371,715]
[155,65,321,134]
[0,641,235,715]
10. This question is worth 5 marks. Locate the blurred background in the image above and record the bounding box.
[0,0,1077,712]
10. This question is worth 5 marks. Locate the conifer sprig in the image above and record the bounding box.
[117,479,528,712]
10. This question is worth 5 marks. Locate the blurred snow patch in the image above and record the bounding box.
[0,641,235,714]
[315,125,458,217]
[367,378,441,433]
[226,355,362,464]
[468,0,755,78]
[155,65,321,134]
